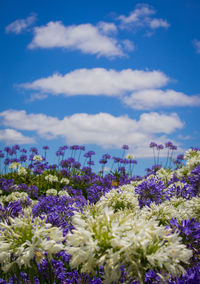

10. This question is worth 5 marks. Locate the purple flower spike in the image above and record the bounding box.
[122,144,129,150]
[149,142,157,148]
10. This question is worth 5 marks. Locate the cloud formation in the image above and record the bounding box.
[20,68,169,96]
[123,89,200,110]
[118,3,170,30]
[0,129,35,145]
[193,39,200,53]
[5,14,37,34]
[20,68,200,110]
[28,21,125,57]
[0,110,183,155]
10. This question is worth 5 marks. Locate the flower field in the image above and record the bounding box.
[0,143,199,283]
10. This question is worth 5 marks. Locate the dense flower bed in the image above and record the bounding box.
[0,143,199,283]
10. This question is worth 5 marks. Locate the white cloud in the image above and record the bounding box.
[28,21,125,58]
[0,129,35,145]
[193,39,200,53]
[20,68,168,96]
[149,18,170,29]
[138,112,184,134]
[118,4,170,31]
[0,110,183,156]
[118,4,155,25]
[122,40,135,51]
[123,89,200,110]
[28,93,48,102]
[97,21,118,34]
[5,14,37,34]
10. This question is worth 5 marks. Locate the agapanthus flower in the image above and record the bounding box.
[67,206,192,283]
[149,142,157,148]
[0,209,66,272]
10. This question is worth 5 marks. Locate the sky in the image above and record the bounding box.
[0,0,200,174]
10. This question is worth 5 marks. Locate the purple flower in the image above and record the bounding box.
[122,144,129,150]
[135,178,167,208]
[4,146,11,153]
[72,161,81,169]
[19,154,27,162]
[28,185,38,198]
[59,145,68,151]
[20,148,27,153]
[12,144,20,151]
[87,160,94,166]
[56,150,64,156]
[99,159,107,165]
[171,145,177,150]
[70,145,80,150]
[4,158,10,165]
[0,152,4,158]
[112,157,121,163]
[42,145,49,150]
[149,142,157,148]
[102,153,111,160]
[157,144,164,150]
[177,154,184,160]
[29,147,38,154]
[165,141,173,148]
[84,151,95,158]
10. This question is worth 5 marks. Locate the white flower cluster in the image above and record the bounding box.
[2,192,29,203]
[126,153,135,160]
[66,205,192,283]
[45,174,58,183]
[58,190,70,197]
[33,155,43,162]
[60,178,70,184]
[139,197,190,225]
[156,168,173,185]
[17,166,27,176]
[0,210,65,272]
[9,162,21,170]
[95,183,139,213]
[46,188,57,196]
[176,148,200,178]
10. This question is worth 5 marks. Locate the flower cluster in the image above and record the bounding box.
[0,209,65,273]
[0,144,199,283]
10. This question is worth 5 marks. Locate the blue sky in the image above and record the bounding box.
[0,0,200,174]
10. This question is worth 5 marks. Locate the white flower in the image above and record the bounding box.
[58,190,70,197]
[156,168,173,185]
[9,162,21,170]
[60,178,70,184]
[18,166,27,175]
[46,188,57,196]
[95,184,139,213]
[45,174,58,183]
[33,155,43,161]
[3,192,28,203]
[126,153,135,160]
[0,211,66,272]
[66,205,192,283]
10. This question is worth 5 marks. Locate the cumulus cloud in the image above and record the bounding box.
[193,39,200,53]
[138,112,183,134]
[28,21,125,57]
[149,18,170,29]
[20,68,168,96]
[0,129,35,145]
[0,110,183,156]
[123,89,200,110]
[118,3,170,31]
[97,21,118,34]
[5,14,37,34]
